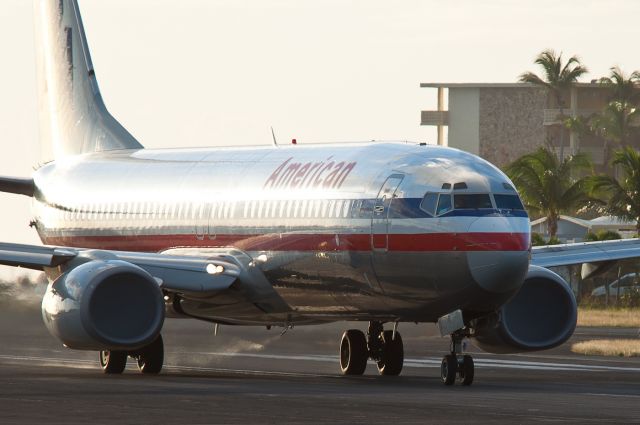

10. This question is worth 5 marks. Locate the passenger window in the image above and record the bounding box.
[493,194,525,210]
[454,194,493,209]
[436,194,452,215]
[286,200,293,218]
[420,192,438,215]
[300,200,308,218]
[322,200,329,217]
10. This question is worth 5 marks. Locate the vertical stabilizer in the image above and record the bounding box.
[33,0,143,162]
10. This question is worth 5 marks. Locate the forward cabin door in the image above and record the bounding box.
[194,202,211,241]
[371,175,404,251]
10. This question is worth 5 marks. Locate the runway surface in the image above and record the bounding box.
[1,301,639,424]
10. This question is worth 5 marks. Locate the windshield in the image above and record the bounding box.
[419,193,438,216]
[421,191,524,216]
[436,194,452,215]
[454,194,492,209]
[494,194,525,210]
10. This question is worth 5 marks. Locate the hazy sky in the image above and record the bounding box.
[2,0,640,247]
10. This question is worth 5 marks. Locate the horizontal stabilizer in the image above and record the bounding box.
[0,177,35,197]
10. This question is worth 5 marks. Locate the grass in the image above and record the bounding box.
[577,308,640,327]
[572,339,640,357]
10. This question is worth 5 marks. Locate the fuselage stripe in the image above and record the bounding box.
[43,232,530,253]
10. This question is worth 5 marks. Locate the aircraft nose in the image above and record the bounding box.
[466,217,530,294]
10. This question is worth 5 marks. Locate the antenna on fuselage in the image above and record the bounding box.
[271,127,279,147]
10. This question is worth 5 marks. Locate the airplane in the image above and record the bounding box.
[1,0,639,385]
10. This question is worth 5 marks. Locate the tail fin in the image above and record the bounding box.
[33,0,142,163]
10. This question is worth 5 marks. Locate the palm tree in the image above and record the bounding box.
[591,67,640,166]
[591,101,640,166]
[598,66,640,105]
[564,115,593,154]
[519,50,588,160]
[505,147,593,239]
[587,146,640,233]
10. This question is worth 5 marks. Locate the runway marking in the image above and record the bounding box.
[187,351,640,373]
[1,352,639,374]
[0,354,329,378]
[163,364,327,378]
[585,393,640,399]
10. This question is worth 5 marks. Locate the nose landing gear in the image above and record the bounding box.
[339,321,404,376]
[441,330,474,386]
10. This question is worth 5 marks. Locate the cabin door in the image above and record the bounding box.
[371,174,404,251]
[195,202,211,241]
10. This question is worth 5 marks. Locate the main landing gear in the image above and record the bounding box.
[440,330,474,386]
[340,321,403,376]
[99,334,164,375]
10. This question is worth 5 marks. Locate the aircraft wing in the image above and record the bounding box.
[531,238,640,270]
[0,242,290,313]
[0,176,34,197]
[0,242,77,269]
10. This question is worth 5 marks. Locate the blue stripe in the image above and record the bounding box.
[387,198,528,219]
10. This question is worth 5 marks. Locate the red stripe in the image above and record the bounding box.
[44,232,530,253]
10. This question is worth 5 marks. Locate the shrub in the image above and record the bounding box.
[585,230,621,241]
[620,287,640,308]
[547,236,562,245]
[585,232,599,241]
[531,233,546,246]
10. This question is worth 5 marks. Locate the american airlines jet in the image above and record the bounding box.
[1,0,639,385]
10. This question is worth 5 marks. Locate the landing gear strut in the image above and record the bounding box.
[441,330,474,386]
[99,334,164,375]
[339,321,403,376]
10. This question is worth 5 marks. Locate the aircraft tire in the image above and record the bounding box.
[100,350,127,374]
[377,330,403,376]
[340,329,368,375]
[441,354,457,385]
[461,355,474,386]
[136,334,164,374]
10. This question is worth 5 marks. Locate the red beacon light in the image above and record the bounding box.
[291,139,297,145]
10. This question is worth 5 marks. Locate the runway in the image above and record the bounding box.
[1,303,639,424]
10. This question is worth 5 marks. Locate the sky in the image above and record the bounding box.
[2,0,640,247]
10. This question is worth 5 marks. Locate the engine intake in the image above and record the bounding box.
[471,265,577,354]
[42,259,164,350]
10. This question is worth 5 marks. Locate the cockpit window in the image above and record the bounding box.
[419,193,438,215]
[494,194,525,210]
[436,194,452,215]
[454,194,492,209]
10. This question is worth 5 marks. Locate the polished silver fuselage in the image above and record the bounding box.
[33,142,530,324]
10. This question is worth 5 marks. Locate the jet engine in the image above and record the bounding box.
[471,265,577,354]
[42,259,164,350]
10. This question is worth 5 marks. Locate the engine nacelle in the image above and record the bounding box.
[42,259,164,350]
[471,265,577,354]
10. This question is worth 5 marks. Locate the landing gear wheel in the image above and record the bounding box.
[100,350,127,374]
[460,354,474,386]
[441,354,457,385]
[340,329,368,375]
[136,334,164,374]
[376,330,403,376]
